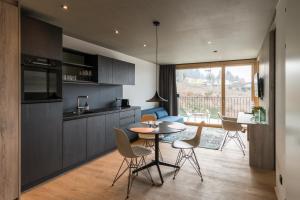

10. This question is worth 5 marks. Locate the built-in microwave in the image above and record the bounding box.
[21,54,62,103]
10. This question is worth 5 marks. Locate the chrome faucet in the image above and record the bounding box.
[77,96,89,111]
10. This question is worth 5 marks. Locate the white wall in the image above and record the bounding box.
[275,0,287,199]
[63,35,157,109]
[285,0,300,199]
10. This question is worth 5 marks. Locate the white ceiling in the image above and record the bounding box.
[21,0,277,64]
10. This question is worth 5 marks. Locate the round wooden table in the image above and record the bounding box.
[128,121,186,184]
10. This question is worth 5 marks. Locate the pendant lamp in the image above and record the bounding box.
[146,21,168,102]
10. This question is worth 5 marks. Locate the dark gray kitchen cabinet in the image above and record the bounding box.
[98,55,113,84]
[120,110,138,141]
[21,102,63,188]
[112,59,135,85]
[127,62,135,85]
[63,118,87,168]
[112,60,126,85]
[105,112,120,150]
[87,115,106,159]
[21,15,62,60]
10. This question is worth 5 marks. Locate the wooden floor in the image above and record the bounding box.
[22,135,276,200]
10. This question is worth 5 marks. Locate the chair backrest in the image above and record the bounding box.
[218,112,242,131]
[141,114,156,122]
[188,122,204,147]
[114,128,136,158]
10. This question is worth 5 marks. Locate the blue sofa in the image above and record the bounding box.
[141,107,184,123]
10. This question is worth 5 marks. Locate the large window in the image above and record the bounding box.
[177,67,222,123]
[225,65,252,117]
[176,60,256,124]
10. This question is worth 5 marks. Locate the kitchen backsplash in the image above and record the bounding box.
[63,84,123,111]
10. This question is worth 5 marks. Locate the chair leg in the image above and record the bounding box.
[173,149,191,179]
[141,156,154,185]
[113,156,153,199]
[220,131,229,151]
[173,148,204,181]
[112,158,128,186]
[191,149,203,181]
[234,132,245,156]
[126,160,133,199]
[236,131,246,149]
[173,149,183,180]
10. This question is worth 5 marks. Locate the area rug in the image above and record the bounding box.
[161,126,225,150]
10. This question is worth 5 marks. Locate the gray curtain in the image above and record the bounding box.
[159,65,178,116]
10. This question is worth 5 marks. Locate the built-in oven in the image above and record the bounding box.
[21,54,62,103]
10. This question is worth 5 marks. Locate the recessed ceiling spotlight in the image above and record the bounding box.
[208,41,212,45]
[213,50,218,53]
[114,30,119,34]
[61,4,69,10]
[143,44,147,47]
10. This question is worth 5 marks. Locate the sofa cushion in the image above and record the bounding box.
[155,110,168,119]
[157,116,184,123]
[142,107,165,115]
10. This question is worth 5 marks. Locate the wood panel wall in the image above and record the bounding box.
[0,0,20,199]
[254,29,276,170]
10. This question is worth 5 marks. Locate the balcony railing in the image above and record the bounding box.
[178,96,252,123]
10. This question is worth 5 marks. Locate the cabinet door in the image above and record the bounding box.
[105,112,120,150]
[87,115,106,159]
[98,55,113,84]
[112,59,135,85]
[63,119,87,168]
[21,102,63,187]
[21,16,62,60]
[112,59,125,84]
[127,62,135,85]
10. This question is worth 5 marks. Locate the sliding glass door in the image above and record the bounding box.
[176,61,256,124]
[176,67,222,124]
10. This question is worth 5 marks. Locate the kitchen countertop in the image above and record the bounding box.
[63,106,140,121]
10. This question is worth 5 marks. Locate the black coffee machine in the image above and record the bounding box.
[114,98,130,108]
[121,99,130,107]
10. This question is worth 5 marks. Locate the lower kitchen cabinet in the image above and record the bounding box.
[105,112,120,150]
[22,106,141,190]
[21,102,63,188]
[87,115,106,159]
[63,118,87,168]
[120,109,140,141]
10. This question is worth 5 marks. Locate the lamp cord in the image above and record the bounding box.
[155,24,158,90]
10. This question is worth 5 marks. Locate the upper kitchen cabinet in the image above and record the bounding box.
[98,55,135,85]
[112,59,135,85]
[127,62,135,85]
[21,15,62,60]
[98,55,113,84]
[63,48,98,84]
